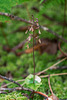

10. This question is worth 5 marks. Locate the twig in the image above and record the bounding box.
[0,12,32,24]
[49,65,67,70]
[53,66,67,70]
[40,25,67,43]
[58,42,67,56]
[0,87,48,98]
[1,79,25,88]
[0,91,7,94]
[32,7,67,26]
[0,75,48,98]
[48,75,53,94]
[0,75,22,87]
[40,73,67,78]
[0,87,14,91]
[0,12,67,43]
[48,76,59,100]
[37,57,67,76]
[0,87,32,93]
[34,91,48,98]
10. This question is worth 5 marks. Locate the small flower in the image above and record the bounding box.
[29,26,32,31]
[25,30,28,34]
[26,44,29,49]
[38,39,41,43]
[28,36,31,41]
[39,29,41,34]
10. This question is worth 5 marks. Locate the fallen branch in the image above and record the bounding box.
[0,12,67,43]
[0,75,22,87]
[0,87,48,98]
[0,75,48,98]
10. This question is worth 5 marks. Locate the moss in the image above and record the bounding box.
[0,0,67,99]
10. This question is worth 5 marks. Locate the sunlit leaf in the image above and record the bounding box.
[25,74,42,90]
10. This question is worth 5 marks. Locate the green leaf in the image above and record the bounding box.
[40,0,44,4]
[25,74,42,90]
[0,0,29,22]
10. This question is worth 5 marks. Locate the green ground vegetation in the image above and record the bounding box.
[0,0,67,99]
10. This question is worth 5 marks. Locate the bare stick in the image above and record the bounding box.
[0,12,32,24]
[58,42,67,56]
[0,87,32,92]
[48,76,59,100]
[40,73,67,78]
[0,87,48,98]
[0,75,22,87]
[34,91,48,98]
[0,76,48,98]
[40,25,67,43]
[0,91,7,94]
[48,75,53,94]
[1,79,25,88]
[37,57,67,76]
[0,12,67,43]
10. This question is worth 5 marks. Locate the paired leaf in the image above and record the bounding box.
[25,74,42,90]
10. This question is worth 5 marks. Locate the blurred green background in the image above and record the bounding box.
[0,0,67,99]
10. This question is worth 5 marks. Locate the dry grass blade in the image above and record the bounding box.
[40,73,67,78]
[37,57,67,76]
